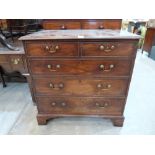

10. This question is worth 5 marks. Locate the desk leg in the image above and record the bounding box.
[0,68,7,88]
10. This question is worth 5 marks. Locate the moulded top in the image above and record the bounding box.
[19,29,141,40]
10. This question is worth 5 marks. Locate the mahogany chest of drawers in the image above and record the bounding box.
[20,30,140,126]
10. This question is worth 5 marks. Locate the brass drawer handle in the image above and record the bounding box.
[49,83,64,90]
[61,24,66,29]
[51,102,56,106]
[45,45,59,54]
[11,58,20,65]
[99,64,114,72]
[50,102,66,107]
[95,102,108,108]
[61,102,66,106]
[99,45,115,52]
[97,83,111,90]
[47,64,61,71]
[98,25,104,29]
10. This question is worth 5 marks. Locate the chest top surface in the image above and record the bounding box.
[19,29,141,40]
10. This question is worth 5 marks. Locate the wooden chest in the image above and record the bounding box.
[20,30,140,126]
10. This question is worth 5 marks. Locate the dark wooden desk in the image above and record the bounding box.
[143,27,155,56]
[0,39,36,102]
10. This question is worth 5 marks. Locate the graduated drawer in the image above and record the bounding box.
[81,42,137,57]
[29,59,132,76]
[25,41,78,57]
[34,77,129,97]
[36,96,125,115]
[42,21,81,30]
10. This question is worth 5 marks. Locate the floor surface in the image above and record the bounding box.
[0,51,155,135]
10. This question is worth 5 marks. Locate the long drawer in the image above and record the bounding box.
[36,96,125,115]
[34,77,129,96]
[29,59,132,76]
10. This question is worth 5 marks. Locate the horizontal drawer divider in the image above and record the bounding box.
[35,94,128,98]
[27,56,136,60]
[31,75,131,79]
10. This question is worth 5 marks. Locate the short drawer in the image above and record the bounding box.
[34,77,129,97]
[9,55,25,73]
[25,41,78,57]
[81,42,137,57]
[43,21,81,30]
[36,97,125,115]
[29,59,132,76]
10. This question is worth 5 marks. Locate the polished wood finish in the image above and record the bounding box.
[81,41,137,57]
[29,59,132,76]
[36,97,125,115]
[143,27,155,55]
[21,29,140,126]
[25,41,78,57]
[42,19,122,30]
[43,21,81,30]
[34,77,129,96]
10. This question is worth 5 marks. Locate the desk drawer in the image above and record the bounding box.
[29,59,132,76]
[81,42,137,57]
[37,97,125,115]
[26,41,78,57]
[34,77,129,96]
[0,55,8,63]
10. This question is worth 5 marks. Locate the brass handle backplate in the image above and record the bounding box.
[50,102,67,107]
[99,64,114,72]
[45,44,60,54]
[11,58,20,65]
[99,44,115,52]
[97,83,111,90]
[49,83,64,90]
[95,102,109,108]
[47,64,61,72]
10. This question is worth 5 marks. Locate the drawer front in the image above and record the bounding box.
[81,42,137,57]
[43,21,81,30]
[25,42,78,57]
[9,55,25,73]
[82,20,122,29]
[103,20,122,29]
[37,97,125,115]
[82,21,105,29]
[34,78,129,96]
[0,63,12,72]
[29,59,132,76]
[0,55,8,63]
